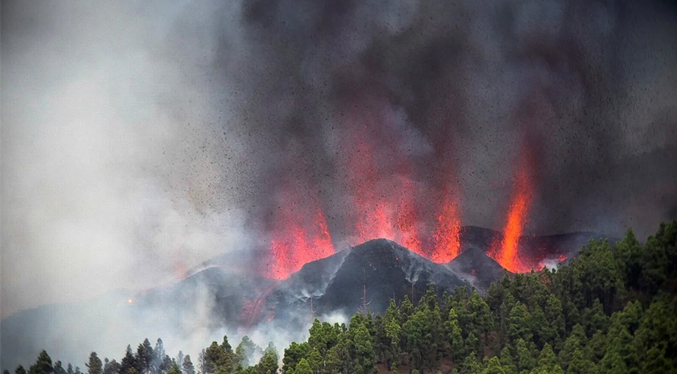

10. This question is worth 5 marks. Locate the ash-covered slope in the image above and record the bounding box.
[445,247,508,293]
[266,239,471,323]
[135,267,276,328]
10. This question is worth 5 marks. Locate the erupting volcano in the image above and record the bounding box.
[262,116,547,278]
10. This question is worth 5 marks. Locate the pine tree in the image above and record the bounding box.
[446,308,465,361]
[536,343,557,371]
[567,348,594,374]
[103,360,120,374]
[16,366,27,374]
[558,324,586,370]
[29,351,54,374]
[53,362,67,374]
[515,339,534,373]
[152,340,166,374]
[234,336,258,369]
[86,353,103,374]
[293,359,311,374]
[352,321,375,373]
[384,308,402,369]
[460,351,480,374]
[499,346,515,374]
[137,340,154,374]
[182,356,195,374]
[205,340,232,374]
[282,342,309,374]
[508,302,533,343]
[399,295,414,326]
[256,344,278,374]
[481,357,506,374]
[120,346,138,374]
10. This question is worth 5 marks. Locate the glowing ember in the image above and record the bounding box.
[127,298,133,304]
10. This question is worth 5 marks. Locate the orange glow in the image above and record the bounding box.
[349,139,396,243]
[491,150,534,272]
[127,298,133,304]
[267,207,335,280]
[395,177,423,256]
[431,196,461,263]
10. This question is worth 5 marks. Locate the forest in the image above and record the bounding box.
[6,219,676,374]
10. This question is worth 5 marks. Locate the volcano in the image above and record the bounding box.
[265,239,470,324]
[0,229,610,366]
[445,247,508,293]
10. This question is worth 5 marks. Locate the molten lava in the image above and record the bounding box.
[431,196,461,263]
[491,151,534,272]
[265,158,336,280]
[267,207,334,280]
[263,105,549,278]
[343,126,424,255]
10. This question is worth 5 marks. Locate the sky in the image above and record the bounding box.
[2,0,677,323]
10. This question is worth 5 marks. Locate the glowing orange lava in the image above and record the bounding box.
[344,131,427,256]
[265,155,336,281]
[492,152,534,272]
[431,196,461,263]
[349,139,396,243]
[267,207,335,280]
[395,177,423,256]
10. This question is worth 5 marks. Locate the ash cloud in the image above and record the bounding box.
[229,0,677,241]
[1,0,677,368]
[0,1,253,318]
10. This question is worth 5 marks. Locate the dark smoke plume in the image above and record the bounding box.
[2,0,677,367]
[223,0,677,246]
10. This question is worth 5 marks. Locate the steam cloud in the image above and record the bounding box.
[2,0,677,368]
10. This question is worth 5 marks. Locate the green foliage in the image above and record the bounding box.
[28,351,53,374]
[508,302,533,343]
[86,353,103,374]
[293,359,311,374]
[11,219,677,374]
[256,343,278,374]
[282,342,309,374]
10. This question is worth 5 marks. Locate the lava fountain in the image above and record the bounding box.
[491,147,535,272]
[431,193,461,263]
[264,155,335,279]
